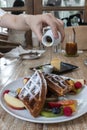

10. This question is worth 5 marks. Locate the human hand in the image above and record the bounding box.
[25,13,65,42]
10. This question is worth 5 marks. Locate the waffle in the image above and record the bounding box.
[18,71,47,117]
[45,74,74,96]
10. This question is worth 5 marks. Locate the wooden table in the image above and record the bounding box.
[0,50,87,130]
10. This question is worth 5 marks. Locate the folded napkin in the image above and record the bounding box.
[4,46,45,58]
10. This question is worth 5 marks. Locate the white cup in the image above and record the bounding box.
[42,65,53,74]
[42,30,61,47]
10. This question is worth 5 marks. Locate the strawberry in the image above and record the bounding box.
[74,81,82,89]
[63,106,72,116]
[48,102,62,108]
[3,90,10,95]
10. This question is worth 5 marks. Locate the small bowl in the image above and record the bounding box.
[42,65,53,74]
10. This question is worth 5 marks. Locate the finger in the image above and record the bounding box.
[33,27,43,42]
[42,14,65,42]
[42,14,59,38]
[56,19,65,42]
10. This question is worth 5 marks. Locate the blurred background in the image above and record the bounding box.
[0,0,87,48]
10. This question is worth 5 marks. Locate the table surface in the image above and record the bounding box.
[0,49,87,130]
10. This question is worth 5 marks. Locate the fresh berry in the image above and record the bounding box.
[74,81,82,89]
[63,106,72,116]
[48,102,61,108]
[52,107,61,114]
[3,90,10,95]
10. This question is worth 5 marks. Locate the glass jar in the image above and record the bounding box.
[65,42,77,56]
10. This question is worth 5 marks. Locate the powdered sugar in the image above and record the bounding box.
[19,71,42,100]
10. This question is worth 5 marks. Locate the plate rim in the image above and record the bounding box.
[19,53,41,60]
[19,50,45,60]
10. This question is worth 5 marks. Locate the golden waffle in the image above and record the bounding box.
[18,71,47,117]
[45,74,74,96]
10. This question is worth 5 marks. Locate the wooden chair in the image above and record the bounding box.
[62,26,87,50]
[0,32,8,40]
[0,32,21,53]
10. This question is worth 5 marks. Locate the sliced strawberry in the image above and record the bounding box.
[63,106,72,116]
[48,102,62,108]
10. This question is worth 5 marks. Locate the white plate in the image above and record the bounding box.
[19,50,45,60]
[0,78,87,124]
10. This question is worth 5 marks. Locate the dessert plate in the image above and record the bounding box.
[0,78,87,124]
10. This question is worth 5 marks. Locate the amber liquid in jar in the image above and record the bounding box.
[65,42,77,56]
